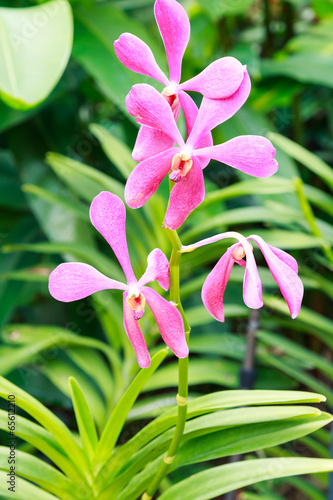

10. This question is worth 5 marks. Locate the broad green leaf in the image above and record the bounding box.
[0,447,77,499]
[69,377,98,461]
[197,0,256,18]
[0,0,73,109]
[261,54,333,90]
[158,457,333,500]
[268,132,333,190]
[93,349,168,476]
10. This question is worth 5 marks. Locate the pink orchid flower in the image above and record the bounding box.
[124,73,278,230]
[114,0,245,162]
[48,192,188,368]
[182,231,304,321]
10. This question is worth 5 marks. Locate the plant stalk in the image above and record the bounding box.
[142,227,190,499]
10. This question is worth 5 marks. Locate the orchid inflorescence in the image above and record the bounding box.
[49,0,303,368]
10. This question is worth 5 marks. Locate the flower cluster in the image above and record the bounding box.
[49,0,303,368]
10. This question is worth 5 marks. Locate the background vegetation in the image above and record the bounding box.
[0,0,332,498]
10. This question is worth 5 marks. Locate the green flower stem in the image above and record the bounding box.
[143,227,190,499]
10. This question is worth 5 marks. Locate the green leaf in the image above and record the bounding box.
[267,133,333,190]
[261,54,333,89]
[69,377,98,462]
[46,152,124,202]
[0,375,91,481]
[93,349,168,476]
[89,123,135,179]
[99,390,326,487]
[0,410,79,480]
[0,447,77,499]
[0,0,73,109]
[158,458,333,500]
[0,475,60,500]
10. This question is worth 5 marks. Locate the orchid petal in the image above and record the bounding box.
[144,287,188,358]
[187,70,251,149]
[138,248,169,290]
[178,91,213,169]
[241,239,263,310]
[125,147,178,208]
[201,245,237,322]
[249,235,304,319]
[89,192,136,283]
[165,156,205,230]
[114,33,169,86]
[268,245,299,274]
[154,0,190,84]
[123,293,151,368]
[195,135,278,178]
[125,84,184,146]
[180,57,245,99]
[133,125,176,162]
[49,263,126,302]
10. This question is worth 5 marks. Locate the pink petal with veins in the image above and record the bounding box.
[165,156,205,230]
[126,84,184,146]
[114,33,169,85]
[138,248,169,290]
[195,136,278,178]
[144,287,188,358]
[249,235,304,318]
[89,192,136,283]
[125,147,178,208]
[201,245,237,322]
[123,293,151,368]
[49,263,126,302]
[187,70,251,149]
[267,245,299,274]
[178,91,213,169]
[180,57,244,99]
[154,0,190,84]
[132,125,176,162]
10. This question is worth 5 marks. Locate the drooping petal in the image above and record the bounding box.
[249,235,304,319]
[154,0,190,84]
[138,248,169,290]
[114,33,169,85]
[89,192,136,284]
[187,70,251,150]
[165,156,205,230]
[125,147,178,208]
[178,91,213,169]
[201,245,237,322]
[143,287,188,358]
[125,84,185,146]
[267,245,299,274]
[241,239,263,310]
[49,263,126,302]
[194,135,278,178]
[180,57,245,99]
[123,293,151,368]
[132,125,176,162]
